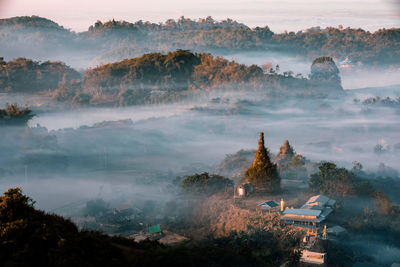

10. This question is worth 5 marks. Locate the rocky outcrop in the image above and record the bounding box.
[310,56,343,94]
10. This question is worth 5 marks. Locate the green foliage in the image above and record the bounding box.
[83,50,200,91]
[181,172,233,194]
[309,162,373,198]
[286,248,302,267]
[0,188,128,267]
[2,16,400,65]
[65,50,271,106]
[348,192,400,247]
[0,188,301,267]
[216,149,255,177]
[245,132,280,192]
[278,154,309,180]
[0,58,80,93]
[0,103,35,125]
[361,96,400,107]
[373,190,399,216]
[84,199,110,217]
[312,56,336,65]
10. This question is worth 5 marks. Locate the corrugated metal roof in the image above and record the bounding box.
[283,208,321,216]
[258,200,278,208]
[148,224,162,234]
[305,194,330,205]
[320,207,333,218]
[327,199,336,206]
[281,215,319,223]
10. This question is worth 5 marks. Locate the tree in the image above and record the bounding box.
[309,162,373,198]
[181,172,233,194]
[84,199,109,216]
[0,103,35,125]
[244,132,280,192]
[286,248,302,267]
[0,188,130,267]
[262,62,273,73]
[373,191,396,216]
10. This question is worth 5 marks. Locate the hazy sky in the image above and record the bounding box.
[0,0,399,32]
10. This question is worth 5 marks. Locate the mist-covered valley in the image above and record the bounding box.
[1,85,400,209]
[2,83,400,265]
[1,12,400,267]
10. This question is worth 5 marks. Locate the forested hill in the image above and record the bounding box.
[0,15,67,30]
[58,51,342,106]
[0,50,344,105]
[0,57,80,93]
[0,50,344,106]
[1,16,399,67]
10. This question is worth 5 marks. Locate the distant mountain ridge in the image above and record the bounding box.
[0,15,399,69]
[0,15,66,30]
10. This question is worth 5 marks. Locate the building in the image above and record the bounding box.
[280,195,336,229]
[258,200,278,211]
[300,250,326,265]
[237,183,254,197]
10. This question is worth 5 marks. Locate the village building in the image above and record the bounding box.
[280,195,336,229]
[257,200,279,211]
[236,183,254,197]
[300,250,327,265]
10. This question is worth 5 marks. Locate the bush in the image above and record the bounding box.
[181,172,233,195]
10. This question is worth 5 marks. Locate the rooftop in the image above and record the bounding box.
[148,224,162,234]
[283,208,321,217]
[258,200,278,209]
[281,195,336,224]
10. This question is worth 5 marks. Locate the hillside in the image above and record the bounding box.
[0,188,300,267]
[0,57,80,93]
[0,51,344,106]
[56,52,343,106]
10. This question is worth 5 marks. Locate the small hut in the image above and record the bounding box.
[237,183,254,197]
[258,200,279,212]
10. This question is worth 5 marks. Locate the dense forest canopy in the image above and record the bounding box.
[0,50,343,106]
[309,162,373,198]
[0,103,35,125]
[1,16,399,66]
[0,57,80,93]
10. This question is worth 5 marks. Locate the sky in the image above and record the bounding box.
[0,0,399,32]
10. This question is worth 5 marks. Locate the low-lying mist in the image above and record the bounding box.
[1,86,400,216]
